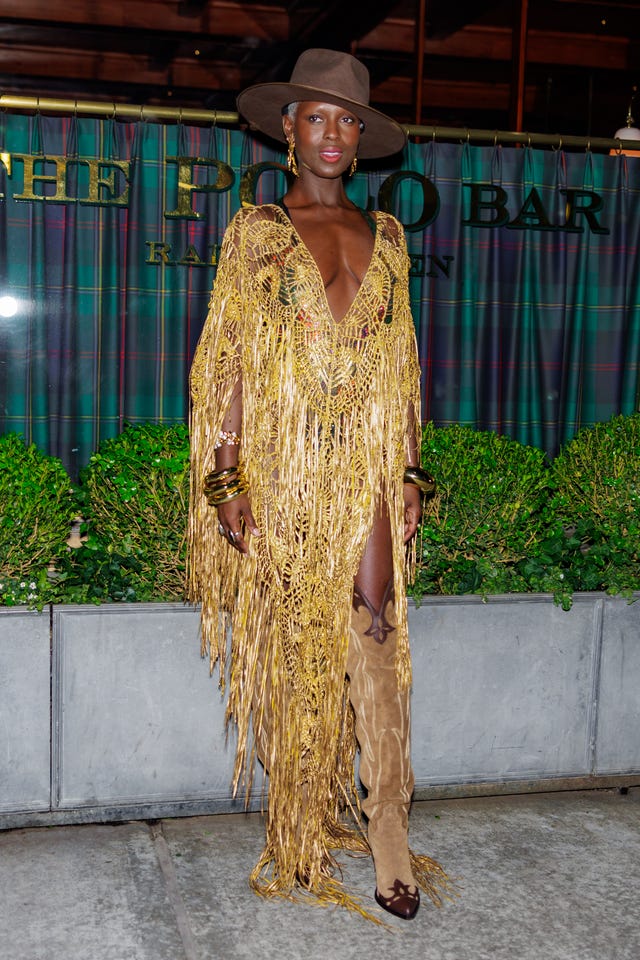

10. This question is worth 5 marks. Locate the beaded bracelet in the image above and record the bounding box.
[214,430,241,450]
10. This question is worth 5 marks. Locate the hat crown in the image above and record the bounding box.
[236,48,405,159]
[289,49,370,109]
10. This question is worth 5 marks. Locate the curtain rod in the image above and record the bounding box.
[0,95,237,125]
[1,93,638,152]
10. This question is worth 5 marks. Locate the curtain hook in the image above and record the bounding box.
[586,138,591,153]
[552,135,563,152]
[493,130,499,147]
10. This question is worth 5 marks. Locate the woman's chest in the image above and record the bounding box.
[256,236,396,332]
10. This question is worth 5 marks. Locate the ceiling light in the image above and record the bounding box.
[613,86,640,152]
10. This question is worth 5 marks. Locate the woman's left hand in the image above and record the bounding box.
[403,482,422,543]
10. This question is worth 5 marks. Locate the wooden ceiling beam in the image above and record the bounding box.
[0,43,539,114]
[360,21,632,70]
[241,0,399,86]
[372,76,539,113]
[288,0,398,56]
[2,3,633,75]
[0,0,290,40]
[0,44,243,90]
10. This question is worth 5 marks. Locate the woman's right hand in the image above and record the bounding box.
[216,494,260,554]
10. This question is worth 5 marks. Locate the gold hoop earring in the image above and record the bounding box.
[349,155,358,176]
[287,137,299,177]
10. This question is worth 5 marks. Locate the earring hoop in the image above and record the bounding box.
[349,155,358,176]
[287,137,299,177]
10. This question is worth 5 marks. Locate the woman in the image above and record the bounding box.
[188,48,448,921]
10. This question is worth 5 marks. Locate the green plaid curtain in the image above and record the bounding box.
[401,140,640,453]
[0,115,638,474]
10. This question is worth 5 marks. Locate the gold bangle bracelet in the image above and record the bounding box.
[203,466,239,486]
[403,466,436,496]
[207,477,248,500]
[205,475,242,493]
[209,485,249,506]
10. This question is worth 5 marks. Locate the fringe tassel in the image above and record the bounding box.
[410,849,459,907]
[187,203,438,920]
[249,860,390,926]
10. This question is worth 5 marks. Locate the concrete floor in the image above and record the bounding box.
[1,789,639,960]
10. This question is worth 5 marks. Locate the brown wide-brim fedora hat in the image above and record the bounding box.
[236,48,407,160]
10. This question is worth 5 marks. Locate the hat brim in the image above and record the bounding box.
[236,82,406,160]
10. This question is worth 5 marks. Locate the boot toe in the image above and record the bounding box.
[375,879,420,920]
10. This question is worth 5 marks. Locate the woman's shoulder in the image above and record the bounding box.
[228,202,286,230]
[370,210,411,278]
[370,209,406,246]
[221,203,289,251]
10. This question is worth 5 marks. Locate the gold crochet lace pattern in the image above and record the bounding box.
[188,203,422,914]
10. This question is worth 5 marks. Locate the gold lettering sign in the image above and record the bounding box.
[3,154,130,205]
[164,157,235,219]
[145,241,173,264]
[145,240,221,266]
[80,159,130,206]
[13,154,70,202]
[378,170,440,232]
[239,161,288,208]
[1,149,609,243]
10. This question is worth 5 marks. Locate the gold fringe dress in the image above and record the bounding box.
[188,202,440,912]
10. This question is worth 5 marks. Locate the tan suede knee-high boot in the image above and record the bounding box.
[347,584,420,919]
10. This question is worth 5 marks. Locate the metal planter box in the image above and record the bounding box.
[1,594,638,828]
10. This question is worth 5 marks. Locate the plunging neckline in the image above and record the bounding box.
[274,201,379,326]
